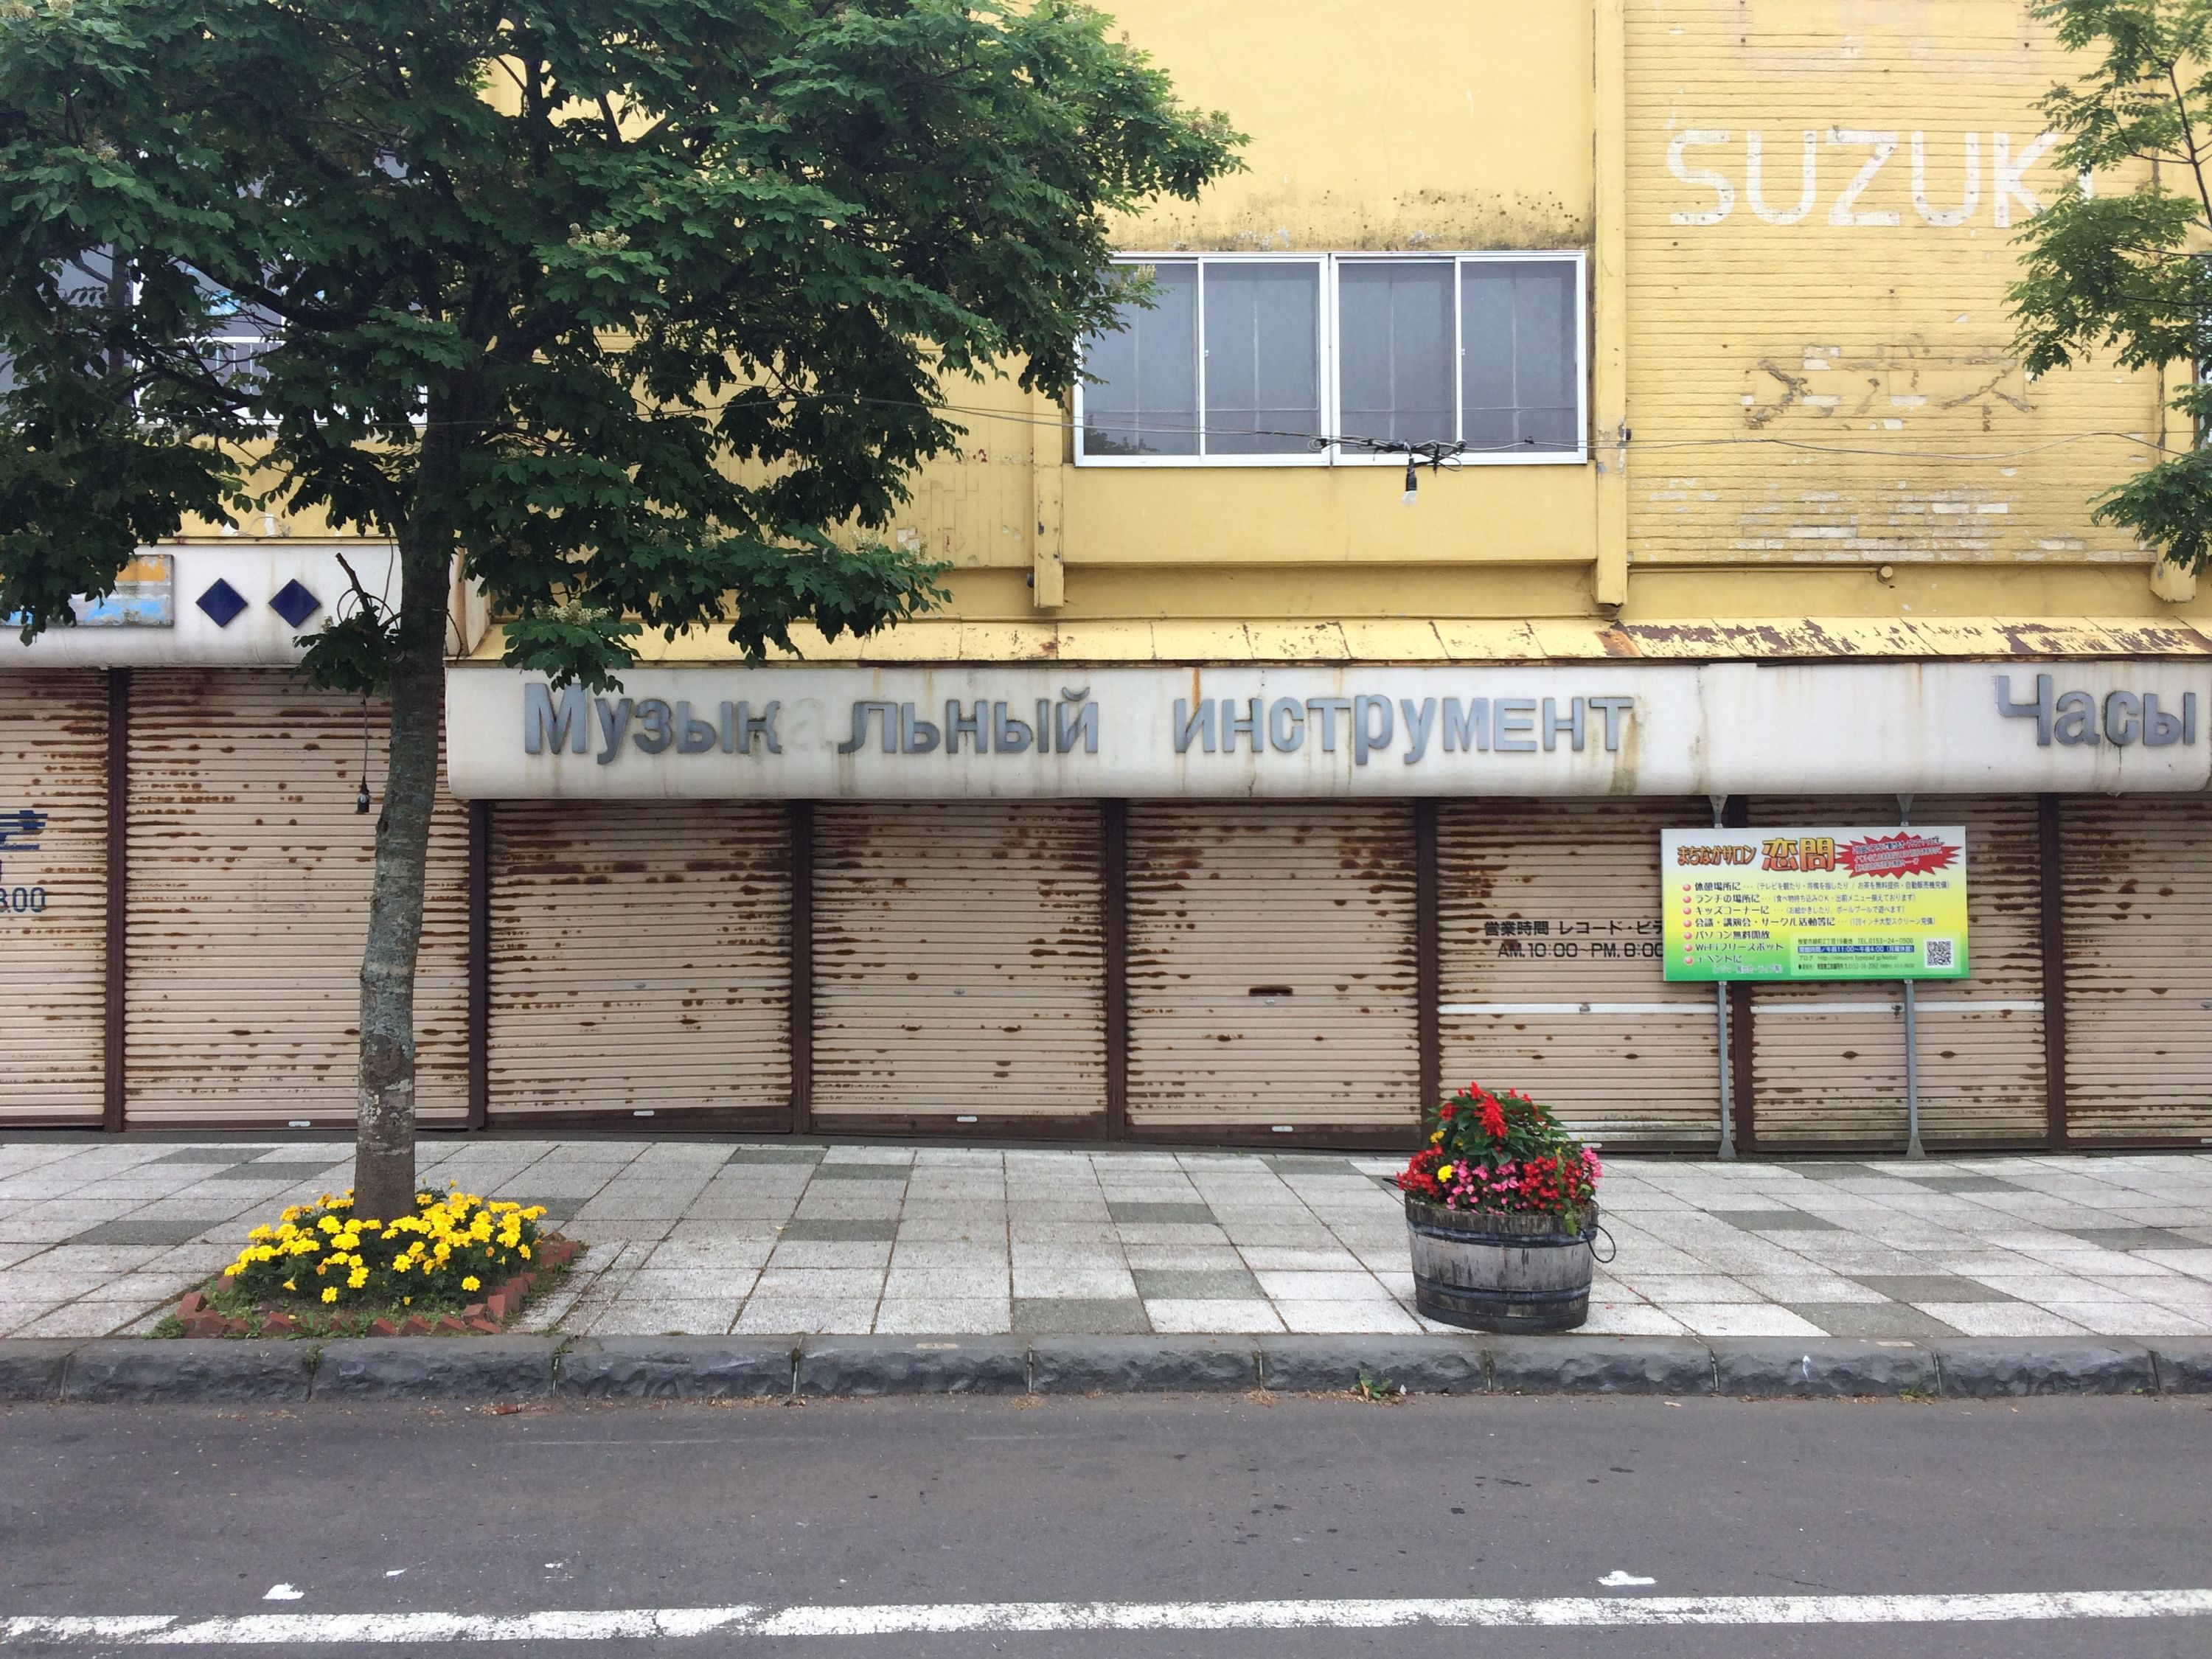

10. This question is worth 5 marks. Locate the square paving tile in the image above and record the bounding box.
[1916,1302,2090,1336]
[1784,1163,1882,1183]
[1144,1298,1284,1333]
[1012,1296,1150,1335]
[69,1218,232,1248]
[1709,1210,1843,1233]
[873,1297,1012,1335]
[1130,1268,1265,1301]
[781,1218,900,1243]
[207,1162,345,1183]
[1787,1302,1962,1340]
[810,1166,911,1183]
[1270,1298,1422,1335]
[1107,1201,1217,1226]
[734,1297,878,1335]
[150,1148,257,1166]
[726,1147,825,1166]
[2059,1226,2202,1251]
[1899,1176,2023,1194]
[1854,1274,2020,1304]
[1662,1302,1828,1338]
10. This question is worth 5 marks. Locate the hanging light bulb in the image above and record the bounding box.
[356,778,372,815]
[355,695,373,814]
[1401,454,1419,506]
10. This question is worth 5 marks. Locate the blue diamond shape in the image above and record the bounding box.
[195,579,248,627]
[268,579,321,628]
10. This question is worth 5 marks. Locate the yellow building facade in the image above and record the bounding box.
[4,1,2208,1155]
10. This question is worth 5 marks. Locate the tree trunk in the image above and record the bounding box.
[352,527,451,1222]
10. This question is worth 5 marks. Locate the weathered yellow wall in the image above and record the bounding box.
[1621,0,2171,622]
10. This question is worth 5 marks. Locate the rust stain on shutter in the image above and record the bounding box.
[2062,795,2212,1143]
[488,800,791,1118]
[123,670,470,1127]
[1127,801,1417,1130]
[1750,794,2045,1150]
[1439,797,1718,1147]
[812,802,1105,1119]
[0,669,108,1124]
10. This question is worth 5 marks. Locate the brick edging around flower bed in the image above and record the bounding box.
[0,1333,2206,1405]
[170,1237,582,1338]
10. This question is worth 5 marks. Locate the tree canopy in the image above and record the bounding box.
[2012,0,2212,571]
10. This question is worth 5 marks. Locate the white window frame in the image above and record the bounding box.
[1073,249,1587,469]
[1072,252,1332,469]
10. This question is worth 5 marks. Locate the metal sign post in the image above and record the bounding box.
[1708,795,1734,1160]
[1898,794,1924,1159]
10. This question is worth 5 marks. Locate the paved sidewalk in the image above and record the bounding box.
[1,1138,2209,1342]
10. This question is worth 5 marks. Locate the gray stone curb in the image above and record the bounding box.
[1930,1338,2156,1397]
[2149,1338,2212,1394]
[800,1336,1029,1397]
[557,1335,798,1399]
[1712,1338,1939,1398]
[0,1335,2202,1403]
[310,1338,556,1402]
[65,1338,314,1403]
[1029,1335,1257,1394]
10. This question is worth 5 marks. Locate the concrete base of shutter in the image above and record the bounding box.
[1748,795,2048,1152]
[121,671,469,1128]
[487,800,792,1126]
[0,670,108,1124]
[2062,796,2212,1146]
[811,802,1107,1130]
[1127,801,1418,1133]
[1439,798,1719,1150]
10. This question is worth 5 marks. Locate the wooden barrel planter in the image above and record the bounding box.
[1405,1197,1599,1333]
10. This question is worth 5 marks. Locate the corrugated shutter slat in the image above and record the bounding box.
[1439,798,1719,1147]
[488,801,790,1118]
[2061,796,2212,1142]
[813,803,1105,1119]
[1127,801,1416,1128]
[123,670,468,1126]
[0,670,108,1124]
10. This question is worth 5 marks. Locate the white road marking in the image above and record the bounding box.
[257,1587,302,1603]
[4,1590,2211,1644]
[1599,1571,1657,1587]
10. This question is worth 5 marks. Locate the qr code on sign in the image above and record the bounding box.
[1924,938,1955,969]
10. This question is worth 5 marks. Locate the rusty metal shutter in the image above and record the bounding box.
[487,801,790,1121]
[813,802,1105,1122]
[123,670,469,1127]
[2062,794,2212,1144]
[1127,801,1416,1130]
[1439,798,1718,1148]
[0,670,108,1124]
[1749,794,2045,1150]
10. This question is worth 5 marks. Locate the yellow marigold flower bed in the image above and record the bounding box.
[220,1187,548,1312]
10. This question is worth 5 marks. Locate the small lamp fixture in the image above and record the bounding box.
[1401,454,1419,506]
[355,778,372,815]
[355,695,374,815]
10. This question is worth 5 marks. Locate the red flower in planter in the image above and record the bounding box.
[1478,1093,1509,1141]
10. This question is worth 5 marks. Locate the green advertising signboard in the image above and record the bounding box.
[1660,827,1969,983]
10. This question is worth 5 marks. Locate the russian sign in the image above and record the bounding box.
[445,661,2212,800]
[1660,826,1969,982]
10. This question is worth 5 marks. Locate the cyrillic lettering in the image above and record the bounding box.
[2103,689,2142,746]
[945,699,987,754]
[900,702,940,754]
[1056,695,1099,755]
[838,700,896,755]
[632,698,674,754]
[1588,696,1634,753]
[676,701,717,754]
[1268,698,1305,752]
[1221,698,1261,754]
[1399,698,1436,765]
[2143,693,2185,748]
[992,701,1034,754]
[1035,700,1054,756]
[1441,697,1488,753]
[594,697,633,766]
[524,682,589,755]
[1306,697,1352,752]
[1353,694,1394,766]
[1493,698,1537,753]
[2186,692,2200,746]
[739,700,781,754]
[1543,696,1585,753]
[1996,672,2054,745]
[1174,698,1216,754]
[2053,689,2098,746]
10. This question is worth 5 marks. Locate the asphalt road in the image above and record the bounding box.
[2,1392,2209,1658]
